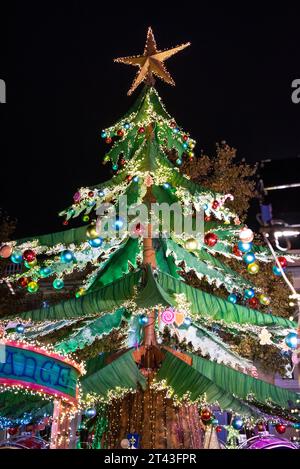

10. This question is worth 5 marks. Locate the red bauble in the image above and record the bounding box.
[183,135,188,141]
[134,223,142,235]
[23,249,36,262]
[8,427,18,436]
[248,297,259,308]
[275,423,286,434]
[201,409,212,421]
[257,423,265,432]
[232,245,243,257]
[215,426,222,433]
[277,256,287,269]
[88,191,94,198]
[120,158,126,166]
[63,220,69,226]
[117,129,124,137]
[204,233,218,247]
[170,121,176,128]
[105,137,112,144]
[126,175,133,182]
[138,127,145,134]
[212,200,219,210]
[204,215,212,222]
[18,277,29,288]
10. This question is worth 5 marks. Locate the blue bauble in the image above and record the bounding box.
[238,241,252,253]
[293,422,300,430]
[133,176,139,182]
[183,143,188,149]
[203,204,208,211]
[232,417,243,430]
[273,265,282,276]
[124,123,130,130]
[163,182,171,189]
[11,252,23,264]
[39,266,53,278]
[16,323,25,334]
[98,190,105,197]
[88,237,103,248]
[243,252,256,264]
[176,158,183,166]
[285,332,298,349]
[53,278,64,290]
[228,293,237,304]
[85,408,97,418]
[184,317,192,327]
[60,250,74,263]
[244,288,255,299]
[172,128,179,134]
[211,418,219,426]
[113,217,124,231]
[138,315,149,325]
[112,164,118,171]
[101,131,107,138]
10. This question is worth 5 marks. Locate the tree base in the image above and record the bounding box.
[103,372,205,449]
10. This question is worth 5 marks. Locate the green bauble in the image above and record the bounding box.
[39,266,52,278]
[27,281,39,293]
[53,278,64,290]
[75,288,85,298]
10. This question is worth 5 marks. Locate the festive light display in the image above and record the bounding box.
[0,27,299,450]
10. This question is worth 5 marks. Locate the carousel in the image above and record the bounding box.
[0,337,83,449]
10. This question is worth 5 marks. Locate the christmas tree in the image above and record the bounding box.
[0,28,299,449]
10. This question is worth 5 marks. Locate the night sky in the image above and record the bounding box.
[0,3,299,238]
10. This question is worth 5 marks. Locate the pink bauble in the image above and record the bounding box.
[0,244,13,258]
[292,352,299,365]
[73,191,81,203]
[239,227,254,243]
[161,307,175,324]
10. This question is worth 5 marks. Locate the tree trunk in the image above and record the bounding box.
[103,375,204,449]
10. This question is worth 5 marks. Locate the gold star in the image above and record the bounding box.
[114,27,190,95]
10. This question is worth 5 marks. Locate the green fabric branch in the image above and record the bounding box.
[56,308,126,353]
[157,352,260,417]
[89,237,140,290]
[82,349,146,395]
[165,238,252,293]
[157,270,296,328]
[8,270,141,322]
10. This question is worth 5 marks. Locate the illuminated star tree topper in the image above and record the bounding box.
[114,26,190,95]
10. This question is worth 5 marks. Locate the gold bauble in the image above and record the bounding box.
[86,224,99,239]
[185,238,198,251]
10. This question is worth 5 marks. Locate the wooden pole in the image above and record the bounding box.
[142,224,157,349]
